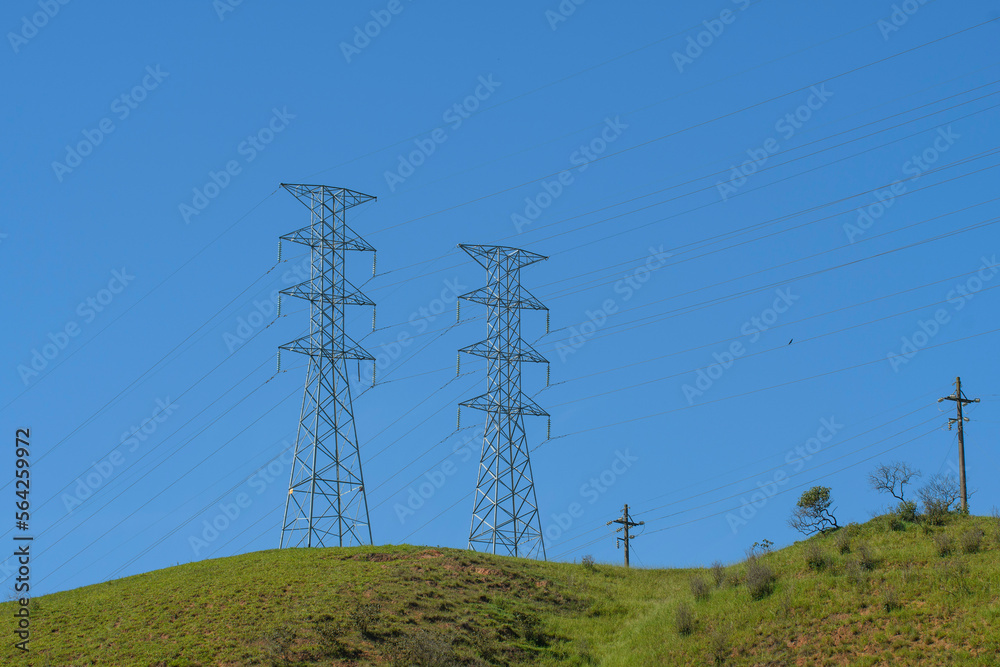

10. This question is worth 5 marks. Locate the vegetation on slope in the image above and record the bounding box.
[3,513,999,666]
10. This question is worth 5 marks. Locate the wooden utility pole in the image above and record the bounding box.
[607,504,643,567]
[939,377,980,514]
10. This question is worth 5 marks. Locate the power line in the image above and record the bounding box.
[537,212,1000,354]
[365,16,999,235]
[0,189,279,416]
[535,325,1000,448]
[543,393,940,553]
[544,281,1000,411]
[355,58,1000,283]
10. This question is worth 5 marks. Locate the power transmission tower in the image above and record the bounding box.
[277,184,377,548]
[457,244,550,560]
[607,504,643,568]
[938,376,980,514]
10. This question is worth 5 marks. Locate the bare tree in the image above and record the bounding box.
[918,474,962,517]
[789,486,839,536]
[868,461,921,502]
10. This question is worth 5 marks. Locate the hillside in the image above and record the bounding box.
[3,514,999,666]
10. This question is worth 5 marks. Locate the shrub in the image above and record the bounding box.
[313,615,358,660]
[895,500,919,522]
[675,602,695,635]
[933,533,953,557]
[690,576,710,601]
[855,542,876,571]
[939,559,974,598]
[960,528,984,554]
[710,561,726,587]
[835,529,852,554]
[804,542,829,570]
[918,474,961,524]
[884,514,905,532]
[581,554,596,571]
[710,626,731,665]
[882,587,901,612]
[514,610,548,647]
[745,559,776,600]
[351,601,382,637]
[390,628,461,667]
[845,559,869,589]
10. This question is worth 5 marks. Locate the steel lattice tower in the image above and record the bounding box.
[457,244,549,560]
[278,183,376,549]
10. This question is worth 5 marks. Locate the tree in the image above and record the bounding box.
[868,461,921,502]
[917,474,962,522]
[788,486,839,536]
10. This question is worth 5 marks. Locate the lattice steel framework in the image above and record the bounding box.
[457,244,549,560]
[278,183,376,549]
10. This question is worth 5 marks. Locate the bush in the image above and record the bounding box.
[882,587,901,612]
[514,610,548,647]
[745,559,776,601]
[895,500,919,522]
[924,503,952,526]
[675,602,695,635]
[855,542,876,571]
[918,474,961,524]
[804,542,829,570]
[960,528,984,554]
[351,601,382,637]
[933,532,953,557]
[939,559,974,598]
[390,628,461,667]
[689,576,710,601]
[710,561,726,587]
[884,514,905,532]
[313,615,358,660]
[710,626,731,665]
[581,554,596,571]
[835,529,852,554]
[844,559,868,589]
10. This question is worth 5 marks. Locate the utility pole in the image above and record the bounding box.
[938,376,980,514]
[607,504,643,568]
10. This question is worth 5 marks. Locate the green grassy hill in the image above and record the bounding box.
[4,514,999,666]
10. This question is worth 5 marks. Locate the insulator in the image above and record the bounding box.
[546,310,550,334]
[457,407,461,430]
[357,361,361,382]
[277,294,282,317]
[372,364,377,385]
[456,352,461,377]
[372,252,377,278]
[456,300,461,322]
[372,307,376,332]
[277,349,281,372]
[547,417,551,440]
[277,239,282,262]
[546,364,550,387]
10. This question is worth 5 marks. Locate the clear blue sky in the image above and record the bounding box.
[2,0,999,595]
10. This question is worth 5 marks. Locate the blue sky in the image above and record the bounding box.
[2,0,999,595]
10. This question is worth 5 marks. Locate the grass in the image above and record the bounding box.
[3,515,1000,665]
